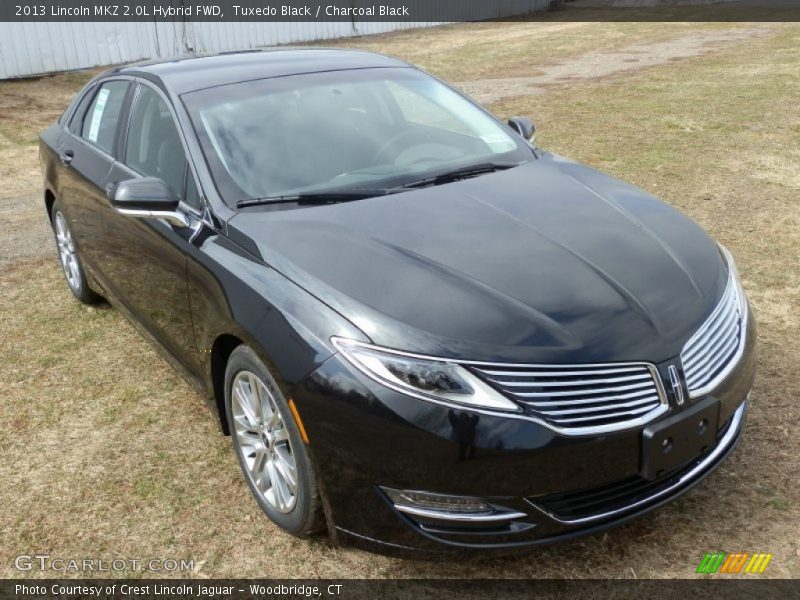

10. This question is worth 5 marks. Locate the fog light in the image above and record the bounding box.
[381,486,529,525]
[383,487,492,514]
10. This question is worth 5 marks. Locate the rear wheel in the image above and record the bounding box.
[51,200,101,304]
[225,345,320,536]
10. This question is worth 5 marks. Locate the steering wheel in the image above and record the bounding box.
[374,130,433,166]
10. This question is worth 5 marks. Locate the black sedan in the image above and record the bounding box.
[39,48,755,556]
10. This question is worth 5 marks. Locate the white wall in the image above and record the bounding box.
[0,1,552,79]
[0,22,449,78]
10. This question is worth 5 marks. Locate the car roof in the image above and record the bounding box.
[108,48,412,94]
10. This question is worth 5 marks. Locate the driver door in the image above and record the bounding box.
[102,81,203,371]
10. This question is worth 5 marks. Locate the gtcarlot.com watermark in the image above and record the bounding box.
[15,554,195,573]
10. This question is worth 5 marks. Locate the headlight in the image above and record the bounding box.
[332,338,521,412]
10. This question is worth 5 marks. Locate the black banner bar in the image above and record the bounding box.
[1,0,800,22]
[2,579,799,600]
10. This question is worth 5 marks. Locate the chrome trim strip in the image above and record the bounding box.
[682,310,738,365]
[686,327,746,399]
[485,373,653,387]
[545,404,668,434]
[546,404,658,424]
[475,362,667,433]
[114,207,190,229]
[682,274,736,359]
[527,401,746,526]
[477,366,644,377]
[526,388,659,406]
[686,336,739,386]
[333,337,669,437]
[393,504,528,523]
[681,254,749,399]
[539,397,660,417]
[511,380,655,396]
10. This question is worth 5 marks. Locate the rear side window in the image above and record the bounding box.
[79,80,129,155]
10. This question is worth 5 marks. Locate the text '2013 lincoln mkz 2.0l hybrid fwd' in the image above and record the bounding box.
[40,49,755,556]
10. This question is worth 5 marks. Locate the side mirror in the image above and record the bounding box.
[507,117,536,143]
[109,177,188,228]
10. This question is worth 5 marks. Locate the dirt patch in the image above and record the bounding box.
[0,192,51,268]
[458,26,775,104]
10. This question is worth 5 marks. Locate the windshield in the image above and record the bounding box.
[182,67,534,206]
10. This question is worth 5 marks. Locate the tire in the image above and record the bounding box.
[224,345,320,536]
[50,199,102,305]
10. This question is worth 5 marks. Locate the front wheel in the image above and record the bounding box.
[51,200,101,304]
[224,345,320,536]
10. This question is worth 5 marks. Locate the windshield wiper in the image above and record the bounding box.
[396,161,521,190]
[236,189,391,208]
[235,162,522,208]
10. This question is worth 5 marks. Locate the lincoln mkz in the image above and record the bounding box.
[40,49,756,556]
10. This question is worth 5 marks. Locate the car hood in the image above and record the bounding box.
[228,155,727,364]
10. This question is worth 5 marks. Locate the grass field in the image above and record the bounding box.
[0,13,798,579]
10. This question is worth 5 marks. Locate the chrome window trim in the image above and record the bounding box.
[64,76,138,163]
[66,82,99,133]
[526,400,746,526]
[333,337,669,437]
[72,77,135,157]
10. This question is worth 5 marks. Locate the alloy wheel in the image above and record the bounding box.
[54,210,81,292]
[231,370,299,513]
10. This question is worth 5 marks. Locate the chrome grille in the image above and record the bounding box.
[470,363,667,435]
[681,269,745,398]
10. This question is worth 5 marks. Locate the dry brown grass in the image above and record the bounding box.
[321,20,764,82]
[0,70,100,199]
[0,18,798,579]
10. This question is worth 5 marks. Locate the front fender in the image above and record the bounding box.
[186,229,367,404]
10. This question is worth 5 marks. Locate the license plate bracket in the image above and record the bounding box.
[641,397,719,481]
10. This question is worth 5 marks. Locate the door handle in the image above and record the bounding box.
[60,149,74,165]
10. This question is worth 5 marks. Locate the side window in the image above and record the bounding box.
[68,85,97,134]
[183,166,203,211]
[124,85,187,199]
[79,81,129,154]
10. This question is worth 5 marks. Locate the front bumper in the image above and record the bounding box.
[293,316,756,557]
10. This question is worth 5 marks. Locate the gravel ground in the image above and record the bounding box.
[0,191,50,267]
[457,26,775,103]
